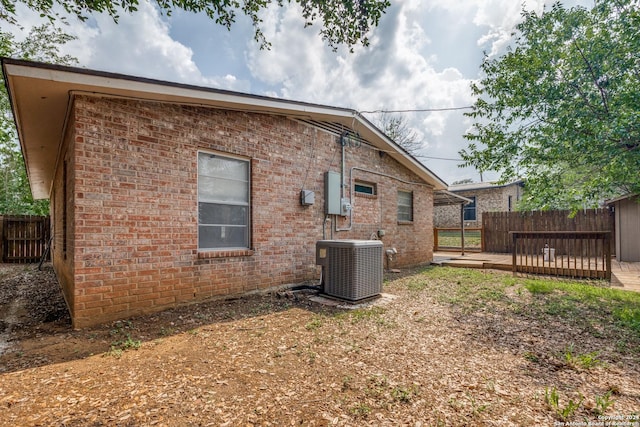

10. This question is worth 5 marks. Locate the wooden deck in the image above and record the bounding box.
[433,251,640,293]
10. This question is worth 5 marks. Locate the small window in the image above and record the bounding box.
[464,196,477,221]
[355,181,376,196]
[198,152,250,250]
[397,190,413,222]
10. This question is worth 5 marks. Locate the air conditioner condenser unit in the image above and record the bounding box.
[316,240,383,301]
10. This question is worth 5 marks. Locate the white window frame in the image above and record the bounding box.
[354,181,376,196]
[397,190,413,222]
[197,150,250,250]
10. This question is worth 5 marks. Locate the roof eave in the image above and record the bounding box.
[2,57,447,198]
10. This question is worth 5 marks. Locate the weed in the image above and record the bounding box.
[364,375,388,397]
[593,390,615,415]
[341,375,353,392]
[391,385,418,403]
[305,316,323,331]
[105,335,141,358]
[561,344,602,369]
[348,306,387,323]
[105,347,123,358]
[159,327,175,336]
[544,386,583,420]
[523,351,539,363]
[466,392,490,415]
[307,350,317,364]
[350,403,371,418]
[187,329,199,336]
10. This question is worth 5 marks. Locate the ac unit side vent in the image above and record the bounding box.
[316,240,383,301]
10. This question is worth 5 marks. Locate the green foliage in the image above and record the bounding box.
[561,343,603,369]
[0,25,77,215]
[1,0,390,51]
[544,386,584,420]
[462,0,640,211]
[594,390,615,415]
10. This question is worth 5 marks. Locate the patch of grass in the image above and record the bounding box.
[521,276,640,335]
[415,267,512,311]
[305,316,323,331]
[333,306,393,328]
[613,306,640,332]
[523,280,556,294]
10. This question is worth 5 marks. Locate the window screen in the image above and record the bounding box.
[397,190,413,222]
[198,152,250,250]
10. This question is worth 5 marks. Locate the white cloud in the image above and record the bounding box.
[15,0,250,91]
[8,0,592,185]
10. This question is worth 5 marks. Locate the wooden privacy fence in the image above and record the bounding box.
[511,231,611,280]
[1,215,51,263]
[484,209,614,254]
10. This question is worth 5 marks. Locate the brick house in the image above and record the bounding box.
[3,58,447,328]
[434,180,524,228]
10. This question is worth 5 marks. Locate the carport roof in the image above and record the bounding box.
[2,57,448,199]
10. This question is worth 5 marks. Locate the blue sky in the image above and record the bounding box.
[12,0,591,185]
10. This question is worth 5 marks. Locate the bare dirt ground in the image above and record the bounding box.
[0,263,639,426]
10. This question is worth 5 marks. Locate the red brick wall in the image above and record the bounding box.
[57,95,434,327]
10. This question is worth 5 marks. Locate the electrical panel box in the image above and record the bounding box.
[324,171,342,215]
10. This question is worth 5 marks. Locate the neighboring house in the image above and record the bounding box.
[606,194,640,262]
[434,180,524,228]
[3,58,447,328]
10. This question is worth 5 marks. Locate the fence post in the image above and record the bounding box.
[605,231,612,281]
[511,232,517,276]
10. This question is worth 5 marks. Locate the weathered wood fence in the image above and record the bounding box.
[483,209,615,254]
[1,215,51,263]
[511,231,612,280]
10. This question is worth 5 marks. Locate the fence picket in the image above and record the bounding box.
[1,215,51,263]
[483,209,614,254]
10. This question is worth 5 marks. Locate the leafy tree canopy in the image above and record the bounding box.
[0,0,391,50]
[461,0,640,211]
[0,25,77,215]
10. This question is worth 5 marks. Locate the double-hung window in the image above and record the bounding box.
[397,190,413,222]
[198,152,250,250]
